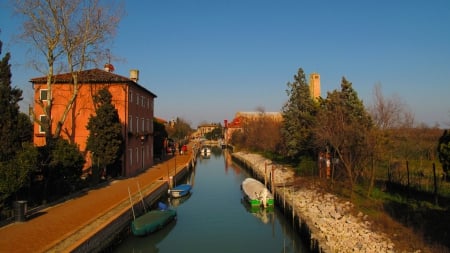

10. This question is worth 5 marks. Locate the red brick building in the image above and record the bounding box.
[30,68,157,177]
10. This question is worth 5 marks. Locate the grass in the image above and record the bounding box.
[324,180,450,253]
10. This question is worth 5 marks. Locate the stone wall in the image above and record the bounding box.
[232,152,397,253]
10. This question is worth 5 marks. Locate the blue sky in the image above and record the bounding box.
[1,0,450,127]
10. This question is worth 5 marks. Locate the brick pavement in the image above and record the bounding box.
[0,145,195,253]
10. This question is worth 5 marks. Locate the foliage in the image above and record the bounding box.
[281,68,318,161]
[0,41,23,162]
[166,117,192,141]
[13,0,123,140]
[153,119,168,158]
[229,112,284,155]
[204,126,223,140]
[86,88,123,177]
[438,129,450,180]
[17,112,33,143]
[43,138,84,198]
[0,143,38,207]
[314,77,373,189]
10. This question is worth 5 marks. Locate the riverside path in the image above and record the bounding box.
[0,143,196,253]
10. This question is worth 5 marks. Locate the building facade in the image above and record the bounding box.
[30,68,157,177]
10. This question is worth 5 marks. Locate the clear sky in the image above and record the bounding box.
[1,0,450,128]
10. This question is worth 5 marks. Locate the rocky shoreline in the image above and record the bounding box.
[232,151,404,253]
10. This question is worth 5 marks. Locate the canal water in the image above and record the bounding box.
[112,147,310,253]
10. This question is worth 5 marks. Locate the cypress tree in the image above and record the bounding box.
[86,88,123,178]
[0,39,23,162]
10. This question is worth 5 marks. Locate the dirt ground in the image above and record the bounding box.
[0,148,194,253]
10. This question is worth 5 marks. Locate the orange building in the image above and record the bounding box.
[30,68,157,177]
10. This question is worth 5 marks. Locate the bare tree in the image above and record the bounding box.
[368,83,415,129]
[13,0,123,143]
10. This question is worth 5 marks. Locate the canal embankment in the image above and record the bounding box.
[232,151,397,253]
[63,154,197,253]
[0,145,198,253]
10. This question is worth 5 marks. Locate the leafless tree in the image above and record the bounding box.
[368,83,415,129]
[13,0,123,143]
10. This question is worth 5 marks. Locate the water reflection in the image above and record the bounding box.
[112,147,310,253]
[240,198,275,224]
[169,192,192,208]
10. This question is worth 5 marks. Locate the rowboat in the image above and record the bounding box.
[169,184,192,198]
[241,178,274,208]
[131,202,177,236]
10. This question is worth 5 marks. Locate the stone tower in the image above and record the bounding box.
[309,72,320,99]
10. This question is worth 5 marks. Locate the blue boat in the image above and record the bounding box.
[169,184,192,198]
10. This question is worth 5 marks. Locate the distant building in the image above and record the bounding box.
[309,72,321,99]
[224,111,282,143]
[193,123,220,138]
[30,68,157,177]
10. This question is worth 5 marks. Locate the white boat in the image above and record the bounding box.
[201,147,211,155]
[241,178,274,208]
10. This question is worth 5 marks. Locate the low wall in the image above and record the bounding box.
[232,152,396,253]
[59,156,197,252]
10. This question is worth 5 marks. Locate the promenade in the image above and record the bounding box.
[0,144,195,253]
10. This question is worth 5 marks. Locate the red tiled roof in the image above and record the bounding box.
[30,68,157,97]
[30,68,132,84]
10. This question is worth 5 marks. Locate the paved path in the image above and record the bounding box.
[0,146,195,253]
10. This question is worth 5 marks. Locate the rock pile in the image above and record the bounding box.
[233,152,399,253]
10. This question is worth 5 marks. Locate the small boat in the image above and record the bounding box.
[241,178,274,208]
[168,184,192,198]
[131,202,177,236]
[201,146,211,155]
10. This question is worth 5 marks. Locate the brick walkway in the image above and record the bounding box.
[0,147,195,253]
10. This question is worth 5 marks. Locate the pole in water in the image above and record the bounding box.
[137,182,147,213]
[128,187,136,221]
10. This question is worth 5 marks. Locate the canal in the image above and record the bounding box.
[112,147,311,253]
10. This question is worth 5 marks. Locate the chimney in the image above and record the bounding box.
[130,69,139,82]
[104,63,114,72]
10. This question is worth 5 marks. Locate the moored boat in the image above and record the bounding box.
[169,184,192,198]
[241,177,274,208]
[131,202,177,236]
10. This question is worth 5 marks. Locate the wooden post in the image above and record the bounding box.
[264,161,267,188]
[433,163,438,205]
[406,160,410,188]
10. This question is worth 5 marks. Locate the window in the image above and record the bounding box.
[141,96,144,107]
[136,117,139,132]
[40,89,48,101]
[128,115,132,132]
[129,149,133,165]
[147,97,150,108]
[129,91,133,103]
[136,147,139,164]
[141,118,145,132]
[39,115,48,133]
[146,118,150,131]
[136,93,139,105]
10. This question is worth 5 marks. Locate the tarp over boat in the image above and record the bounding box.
[131,209,177,236]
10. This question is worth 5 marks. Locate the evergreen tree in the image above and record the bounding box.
[0,39,23,161]
[86,88,123,178]
[438,129,450,181]
[153,119,168,159]
[281,68,318,161]
[315,77,373,189]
